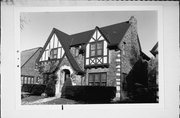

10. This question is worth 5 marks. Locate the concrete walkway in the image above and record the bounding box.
[23,96,59,105]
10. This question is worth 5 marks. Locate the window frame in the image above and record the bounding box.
[75,47,79,57]
[89,41,104,58]
[50,48,58,59]
[88,72,107,86]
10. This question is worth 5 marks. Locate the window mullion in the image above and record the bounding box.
[95,41,97,59]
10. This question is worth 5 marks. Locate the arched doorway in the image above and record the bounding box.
[63,69,70,83]
[55,65,73,97]
[61,69,72,97]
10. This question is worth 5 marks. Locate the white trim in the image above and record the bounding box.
[116,73,120,76]
[59,65,73,75]
[116,86,120,91]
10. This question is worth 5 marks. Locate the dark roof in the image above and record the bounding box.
[70,21,130,47]
[21,47,42,77]
[140,51,150,61]
[150,42,158,56]
[54,28,85,75]
[36,28,84,75]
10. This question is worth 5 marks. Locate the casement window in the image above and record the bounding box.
[40,33,64,62]
[21,76,35,84]
[75,47,79,57]
[31,77,34,84]
[21,77,23,84]
[90,41,103,57]
[88,72,107,86]
[50,48,58,59]
[24,77,27,84]
[85,29,108,68]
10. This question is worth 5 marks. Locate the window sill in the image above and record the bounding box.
[85,64,109,69]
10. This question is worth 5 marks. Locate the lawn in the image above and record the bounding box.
[41,97,81,105]
[21,95,44,105]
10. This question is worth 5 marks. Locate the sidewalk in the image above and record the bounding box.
[24,96,58,105]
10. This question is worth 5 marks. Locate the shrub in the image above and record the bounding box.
[21,84,46,95]
[21,84,34,93]
[31,84,46,95]
[62,86,116,103]
[43,73,57,97]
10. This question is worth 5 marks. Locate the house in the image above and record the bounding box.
[36,16,146,100]
[150,42,158,58]
[21,47,42,85]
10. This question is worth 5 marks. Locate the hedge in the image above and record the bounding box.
[62,86,116,103]
[21,84,46,95]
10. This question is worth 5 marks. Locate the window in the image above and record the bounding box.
[90,41,103,57]
[28,77,31,84]
[50,48,58,59]
[21,77,23,84]
[85,29,108,67]
[88,73,107,86]
[31,77,34,84]
[75,47,79,57]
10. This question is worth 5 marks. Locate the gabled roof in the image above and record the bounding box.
[150,42,158,56]
[70,21,130,47]
[140,51,150,61]
[21,47,42,76]
[36,28,84,75]
[54,28,84,75]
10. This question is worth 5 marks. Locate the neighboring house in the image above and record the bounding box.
[21,47,42,85]
[36,16,147,100]
[150,42,158,58]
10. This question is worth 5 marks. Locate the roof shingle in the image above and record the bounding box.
[70,21,130,47]
[21,47,42,77]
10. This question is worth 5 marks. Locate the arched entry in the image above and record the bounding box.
[63,69,70,83]
[61,69,72,97]
[55,65,73,97]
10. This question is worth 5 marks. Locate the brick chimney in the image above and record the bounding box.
[129,16,138,33]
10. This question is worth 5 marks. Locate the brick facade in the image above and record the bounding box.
[64,16,141,100]
[38,16,142,100]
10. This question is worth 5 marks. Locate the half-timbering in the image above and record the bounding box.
[34,16,147,100]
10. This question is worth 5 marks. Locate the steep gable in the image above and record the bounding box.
[150,42,158,57]
[36,28,65,63]
[85,27,109,67]
[70,21,130,47]
[21,47,42,76]
[55,29,84,75]
[36,28,84,75]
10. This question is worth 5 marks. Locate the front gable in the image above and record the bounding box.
[85,27,109,68]
[37,29,65,64]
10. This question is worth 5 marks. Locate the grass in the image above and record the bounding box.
[21,95,44,103]
[41,97,80,105]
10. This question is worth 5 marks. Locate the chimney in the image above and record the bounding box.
[129,16,138,32]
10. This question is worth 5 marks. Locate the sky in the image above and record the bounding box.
[21,11,157,57]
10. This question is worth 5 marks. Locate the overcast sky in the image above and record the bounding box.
[21,11,157,57]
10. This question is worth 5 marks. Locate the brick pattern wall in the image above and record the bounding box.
[70,47,85,71]
[119,18,141,75]
[69,16,141,100]
[84,50,118,87]
[118,16,141,100]
[58,56,83,86]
